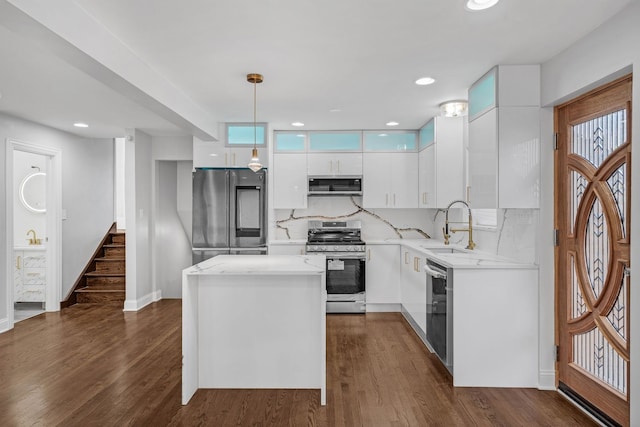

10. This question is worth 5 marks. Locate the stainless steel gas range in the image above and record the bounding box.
[306,220,365,314]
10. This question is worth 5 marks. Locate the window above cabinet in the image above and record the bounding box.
[308,131,362,152]
[419,119,435,151]
[468,67,497,122]
[226,123,267,147]
[363,131,417,152]
[274,131,306,152]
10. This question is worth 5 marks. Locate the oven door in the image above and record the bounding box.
[324,253,365,295]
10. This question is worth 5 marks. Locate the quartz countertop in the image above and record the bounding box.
[367,239,536,270]
[185,254,326,276]
[14,245,47,251]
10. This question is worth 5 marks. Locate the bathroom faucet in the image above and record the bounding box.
[443,200,476,250]
[27,229,41,245]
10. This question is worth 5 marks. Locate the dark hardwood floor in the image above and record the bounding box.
[0,300,594,426]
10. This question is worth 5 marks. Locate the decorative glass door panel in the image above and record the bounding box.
[555,75,631,426]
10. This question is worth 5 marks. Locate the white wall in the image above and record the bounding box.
[124,129,153,310]
[0,112,113,330]
[155,161,192,298]
[540,1,639,422]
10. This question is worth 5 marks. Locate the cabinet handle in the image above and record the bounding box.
[422,192,426,205]
[404,251,409,264]
[386,194,389,206]
[16,255,21,270]
[329,160,333,173]
[413,257,418,272]
[393,194,396,206]
[336,160,340,172]
[466,186,471,203]
[225,153,228,166]
[232,153,236,165]
[367,249,371,261]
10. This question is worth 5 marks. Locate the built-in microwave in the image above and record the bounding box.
[308,176,362,196]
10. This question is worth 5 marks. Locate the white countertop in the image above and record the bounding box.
[268,240,307,245]
[367,239,536,270]
[185,254,326,276]
[14,245,47,251]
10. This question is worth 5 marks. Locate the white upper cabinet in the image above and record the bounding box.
[363,152,418,208]
[307,131,363,176]
[418,117,464,208]
[273,132,307,209]
[468,65,540,208]
[307,152,363,176]
[272,153,308,209]
[194,123,270,168]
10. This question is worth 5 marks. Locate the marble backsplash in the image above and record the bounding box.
[271,197,539,265]
[272,196,432,241]
[426,208,539,264]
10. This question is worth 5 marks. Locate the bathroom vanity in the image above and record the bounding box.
[14,246,46,303]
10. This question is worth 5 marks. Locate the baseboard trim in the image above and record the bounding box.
[366,303,401,312]
[0,317,11,334]
[153,290,162,302]
[123,292,155,312]
[538,370,556,390]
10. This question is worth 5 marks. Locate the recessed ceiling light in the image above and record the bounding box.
[329,108,342,113]
[296,134,305,137]
[378,133,388,137]
[291,122,305,127]
[386,121,399,127]
[209,153,219,157]
[465,0,499,11]
[415,77,436,86]
[73,122,89,128]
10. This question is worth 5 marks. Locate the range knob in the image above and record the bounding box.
[346,246,352,251]
[334,246,340,251]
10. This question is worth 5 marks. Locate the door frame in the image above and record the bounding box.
[5,139,62,327]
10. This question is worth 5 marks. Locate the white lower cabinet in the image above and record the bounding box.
[14,249,46,302]
[268,242,306,255]
[365,244,400,311]
[400,246,426,338]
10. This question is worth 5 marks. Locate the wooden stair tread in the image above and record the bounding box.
[75,288,124,293]
[85,274,125,279]
[95,257,125,262]
[103,244,125,248]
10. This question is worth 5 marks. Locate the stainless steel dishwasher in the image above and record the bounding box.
[425,259,453,373]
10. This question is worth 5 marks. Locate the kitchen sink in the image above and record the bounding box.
[423,247,469,254]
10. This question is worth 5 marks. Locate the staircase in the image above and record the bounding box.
[74,230,126,305]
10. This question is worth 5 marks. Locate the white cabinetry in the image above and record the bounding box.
[307,152,362,176]
[418,117,464,208]
[400,247,426,339]
[194,143,265,168]
[14,248,46,302]
[467,65,540,208]
[363,153,418,208]
[268,242,306,255]
[273,153,308,209]
[365,244,400,311]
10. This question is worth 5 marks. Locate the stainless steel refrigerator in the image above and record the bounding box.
[192,168,267,264]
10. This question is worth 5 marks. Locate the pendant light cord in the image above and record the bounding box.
[253,79,257,150]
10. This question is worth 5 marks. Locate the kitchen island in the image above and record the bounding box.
[182,255,327,405]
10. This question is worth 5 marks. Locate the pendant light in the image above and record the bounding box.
[247,73,264,172]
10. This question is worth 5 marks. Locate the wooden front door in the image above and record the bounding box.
[555,75,631,426]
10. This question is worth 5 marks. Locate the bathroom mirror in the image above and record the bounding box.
[19,171,46,213]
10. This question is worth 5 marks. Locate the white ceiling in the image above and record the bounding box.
[0,0,635,139]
